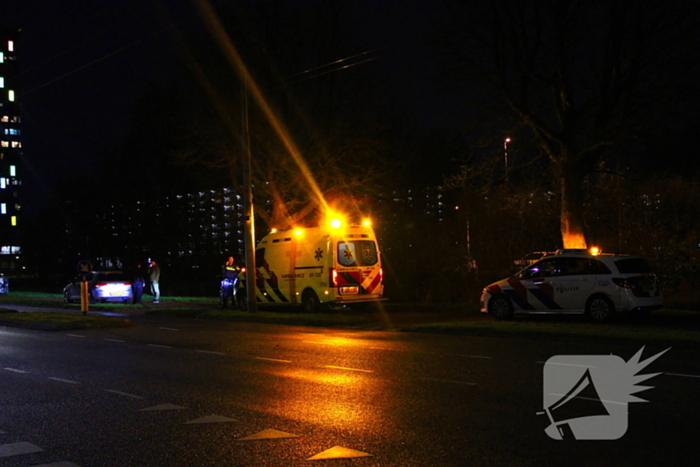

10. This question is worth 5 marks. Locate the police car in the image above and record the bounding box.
[481,249,663,322]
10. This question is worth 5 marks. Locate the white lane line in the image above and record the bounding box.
[147,344,172,349]
[0,441,44,458]
[325,365,373,373]
[66,334,86,338]
[3,367,27,373]
[104,338,125,343]
[49,377,80,384]
[666,372,700,379]
[256,357,292,363]
[105,389,145,399]
[418,377,476,386]
[159,327,179,331]
[195,350,226,355]
[31,461,81,466]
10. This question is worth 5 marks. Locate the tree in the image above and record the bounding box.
[440,0,700,248]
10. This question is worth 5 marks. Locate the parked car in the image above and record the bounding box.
[63,271,133,304]
[0,273,8,294]
[481,249,663,322]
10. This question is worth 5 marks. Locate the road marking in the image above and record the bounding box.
[325,365,373,373]
[184,414,238,424]
[49,377,80,384]
[147,344,172,349]
[104,338,125,343]
[536,361,594,368]
[418,377,476,386]
[666,372,700,379]
[138,404,185,411]
[3,367,27,373]
[66,334,85,338]
[31,461,81,466]
[307,446,373,460]
[240,429,299,440]
[159,327,179,331]
[255,357,291,363]
[105,389,145,399]
[195,350,226,355]
[0,442,44,458]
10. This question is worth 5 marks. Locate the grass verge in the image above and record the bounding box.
[0,309,134,331]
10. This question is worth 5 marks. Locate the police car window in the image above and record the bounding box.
[559,258,591,276]
[590,259,612,274]
[520,258,557,278]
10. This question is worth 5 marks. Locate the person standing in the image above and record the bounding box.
[131,262,146,304]
[149,260,161,303]
[221,256,240,307]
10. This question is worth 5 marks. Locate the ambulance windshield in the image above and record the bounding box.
[337,241,378,267]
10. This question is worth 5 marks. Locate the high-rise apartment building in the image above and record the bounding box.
[0,25,22,270]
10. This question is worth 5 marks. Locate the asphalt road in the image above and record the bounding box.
[1,312,699,466]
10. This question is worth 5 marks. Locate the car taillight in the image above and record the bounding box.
[379,267,384,283]
[330,268,338,287]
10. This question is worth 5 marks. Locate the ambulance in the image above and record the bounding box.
[237,217,385,312]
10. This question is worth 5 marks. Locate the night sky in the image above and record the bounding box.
[3,0,454,215]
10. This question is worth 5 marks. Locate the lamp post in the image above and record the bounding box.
[504,137,511,183]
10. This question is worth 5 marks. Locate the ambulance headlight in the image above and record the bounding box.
[362,218,372,227]
[330,218,343,229]
[294,229,303,236]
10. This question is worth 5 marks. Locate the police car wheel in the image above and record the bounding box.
[302,290,320,313]
[586,295,614,322]
[63,290,72,304]
[489,295,513,321]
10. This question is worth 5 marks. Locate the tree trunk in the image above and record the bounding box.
[560,168,587,249]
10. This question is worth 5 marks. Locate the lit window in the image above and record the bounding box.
[0,204,5,214]
[1,141,7,147]
[0,53,3,63]
[8,41,13,52]
[11,216,16,226]
[9,165,15,177]
[1,116,7,122]
[8,90,14,101]
[0,77,3,88]
[11,141,20,148]
[0,178,5,189]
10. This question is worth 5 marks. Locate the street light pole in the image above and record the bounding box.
[242,77,257,313]
[504,137,511,183]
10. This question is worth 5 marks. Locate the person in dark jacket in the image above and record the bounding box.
[221,256,240,307]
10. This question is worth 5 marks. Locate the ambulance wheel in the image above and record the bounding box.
[489,294,513,321]
[237,289,248,311]
[586,294,614,322]
[301,289,320,313]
